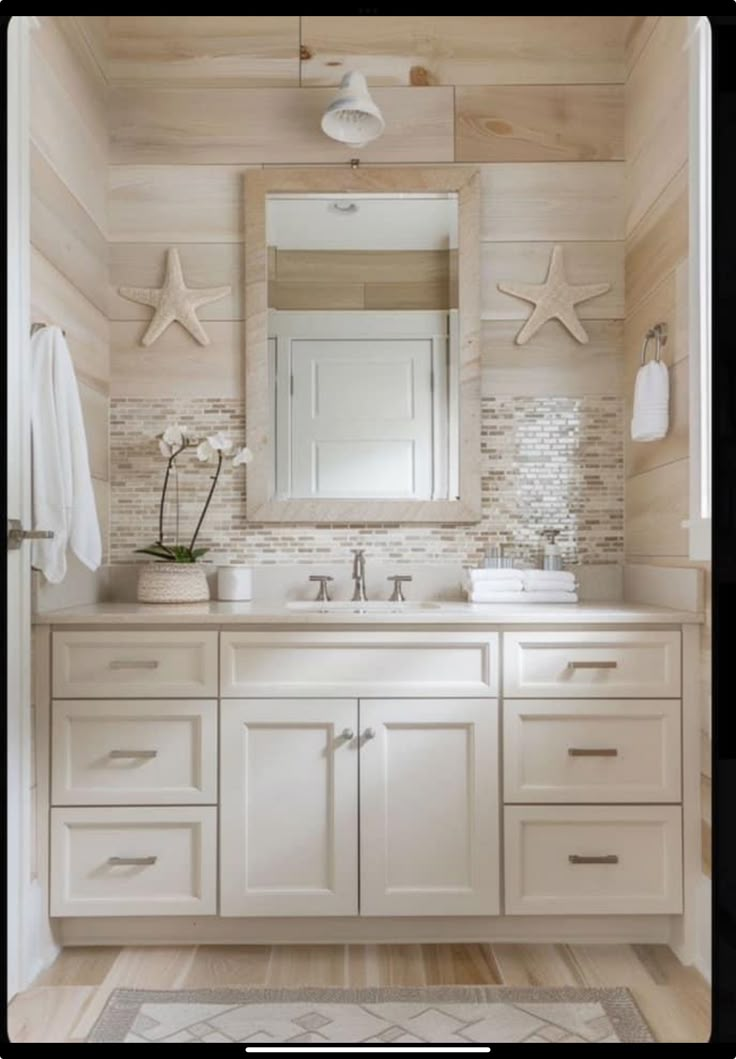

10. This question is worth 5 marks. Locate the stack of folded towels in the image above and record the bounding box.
[465,568,578,603]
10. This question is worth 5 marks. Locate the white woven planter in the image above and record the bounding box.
[136,563,210,604]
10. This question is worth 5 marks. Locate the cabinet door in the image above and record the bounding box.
[359,699,499,916]
[220,699,358,916]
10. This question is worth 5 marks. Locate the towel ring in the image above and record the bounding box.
[640,322,668,365]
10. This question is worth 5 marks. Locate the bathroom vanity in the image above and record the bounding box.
[33,600,702,964]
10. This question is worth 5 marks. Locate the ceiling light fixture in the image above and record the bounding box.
[320,71,385,147]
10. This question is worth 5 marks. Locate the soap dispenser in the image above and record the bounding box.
[542,529,563,571]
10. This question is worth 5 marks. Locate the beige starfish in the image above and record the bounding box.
[497,245,610,345]
[118,247,231,347]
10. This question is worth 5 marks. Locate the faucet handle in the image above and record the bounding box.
[387,575,412,602]
[309,574,334,602]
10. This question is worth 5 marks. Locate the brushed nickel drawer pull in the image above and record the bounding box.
[569,854,619,865]
[109,749,158,759]
[109,660,160,670]
[108,856,157,866]
[568,660,618,670]
[568,747,618,757]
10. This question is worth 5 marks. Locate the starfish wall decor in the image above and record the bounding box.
[497,245,610,346]
[118,247,231,347]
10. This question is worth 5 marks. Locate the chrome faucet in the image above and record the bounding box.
[351,549,367,601]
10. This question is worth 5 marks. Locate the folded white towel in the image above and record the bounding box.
[631,360,669,441]
[522,570,577,591]
[468,590,578,604]
[31,326,102,583]
[466,580,524,597]
[468,568,525,582]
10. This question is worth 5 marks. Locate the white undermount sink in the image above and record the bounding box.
[286,600,442,613]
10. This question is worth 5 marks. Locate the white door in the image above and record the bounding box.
[220,699,358,916]
[359,699,499,916]
[272,311,448,500]
[6,15,33,1000]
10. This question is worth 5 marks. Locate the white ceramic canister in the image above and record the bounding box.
[217,565,253,601]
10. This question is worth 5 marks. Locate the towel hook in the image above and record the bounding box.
[31,321,67,337]
[640,322,668,365]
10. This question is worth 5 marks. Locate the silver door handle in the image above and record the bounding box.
[109,660,160,670]
[362,727,376,740]
[568,747,618,757]
[7,518,54,550]
[339,728,354,741]
[568,854,619,865]
[568,660,618,670]
[108,856,157,866]
[109,749,158,759]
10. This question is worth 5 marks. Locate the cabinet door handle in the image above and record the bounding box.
[568,854,619,865]
[108,856,157,866]
[568,660,617,670]
[109,660,160,670]
[362,728,376,741]
[109,749,158,759]
[568,747,618,757]
[339,728,354,742]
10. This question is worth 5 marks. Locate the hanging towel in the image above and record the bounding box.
[631,360,669,441]
[31,326,101,582]
[522,570,577,592]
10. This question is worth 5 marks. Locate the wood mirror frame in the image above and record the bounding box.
[244,167,481,523]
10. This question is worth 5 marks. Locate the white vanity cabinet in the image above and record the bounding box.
[42,612,700,956]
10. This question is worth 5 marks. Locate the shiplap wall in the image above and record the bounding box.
[623,15,711,877]
[107,15,627,402]
[30,16,110,562]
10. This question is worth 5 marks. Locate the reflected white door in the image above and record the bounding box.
[220,699,358,916]
[359,699,499,916]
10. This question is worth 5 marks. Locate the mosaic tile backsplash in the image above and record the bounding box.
[110,397,623,569]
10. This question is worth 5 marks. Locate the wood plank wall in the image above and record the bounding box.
[107,15,627,400]
[30,16,110,562]
[623,16,711,874]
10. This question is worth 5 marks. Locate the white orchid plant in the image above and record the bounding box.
[136,423,252,564]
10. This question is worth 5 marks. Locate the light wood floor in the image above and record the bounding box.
[8,943,711,1044]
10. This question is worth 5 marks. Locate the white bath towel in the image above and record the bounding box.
[467,568,525,582]
[522,570,577,592]
[468,590,578,604]
[31,326,102,583]
[466,578,524,594]
[631,360,669,441]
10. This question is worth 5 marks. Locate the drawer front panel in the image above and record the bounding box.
[51,700,217,805]
[52,631,218,698]
[50,806,217,917]
[504,805,682,915]
[221,631,499,697]
[503,700,681,803]
[503,630,681,698]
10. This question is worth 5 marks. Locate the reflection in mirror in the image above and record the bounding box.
[267,193,459,501]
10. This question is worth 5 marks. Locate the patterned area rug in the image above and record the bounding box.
[87,986,655,1043]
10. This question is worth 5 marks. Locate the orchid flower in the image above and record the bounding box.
[232,446,253,467]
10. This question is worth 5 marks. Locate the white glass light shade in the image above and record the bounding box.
[320,71,385,146]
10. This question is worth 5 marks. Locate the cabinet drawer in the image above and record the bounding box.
[503,630,680,698]
[51,700,217,805]
[50,806,217,917]
[53,631,218,698]
[504,805,682,915]
[221,631,498,697]
[503,700,681,803]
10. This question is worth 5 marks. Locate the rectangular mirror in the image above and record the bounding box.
[245,168,480,523]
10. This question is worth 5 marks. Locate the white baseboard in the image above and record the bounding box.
[24,879,60,990]
[58,913,672,948]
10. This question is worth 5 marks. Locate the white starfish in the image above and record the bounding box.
[118,247,231,347]
[497,245,610,346]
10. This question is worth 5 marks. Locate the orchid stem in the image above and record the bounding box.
[189,452,222,553]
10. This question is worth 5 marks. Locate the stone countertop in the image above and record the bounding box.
[32,600,703,626]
